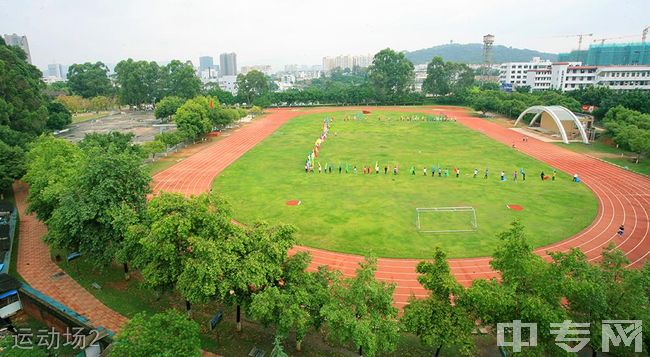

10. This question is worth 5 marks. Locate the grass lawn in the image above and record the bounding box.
[554,139,650,176]
[213,110,598,258]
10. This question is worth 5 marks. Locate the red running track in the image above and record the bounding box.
[152,106,650,308]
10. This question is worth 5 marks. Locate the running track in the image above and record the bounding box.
[152,106,650,308]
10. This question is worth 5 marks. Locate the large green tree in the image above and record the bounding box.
[154,96,185,121]
[321,257,399,357]
[0,38,48,135]
[221,221,296,331]
[402,248,475,356]
[603,105,650,161]
[45,101,72,130]
[551,245,650,356]
[159,60,202,99]
[66,62,112,98]
[236,70,270,104]
[114,59,161,106]
[0,141,25,191]
[123,192,238,313]
[463,220,567,355]
[368,48,414,103]
[249,252,333,351]
[43,133,151,268]
[109,309,201,357]
[422,56,474,96]
[23,135,82,221]
[173,97,212,139]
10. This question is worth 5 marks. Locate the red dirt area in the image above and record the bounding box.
[362,110,371,114]
[507,204,524,211]
[286,200,301,206]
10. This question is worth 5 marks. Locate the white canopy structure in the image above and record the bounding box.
[514,105,589,144]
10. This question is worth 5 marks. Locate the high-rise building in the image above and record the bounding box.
[47,64,64,79]
[219,53,237,76]
[4,33,31,63]
[558,42,650,66]
[199,56,214,72]
[322,54,373,72]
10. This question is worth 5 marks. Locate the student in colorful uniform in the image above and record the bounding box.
[473,168,478,178]
[552,170,556,181]
[500,171,505,181]
[484,168,489,179]
[423,167,427,176]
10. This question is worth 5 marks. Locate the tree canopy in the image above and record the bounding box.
[237,70,270,104]
[66,62,112,98]
[109,309,201,357]
[321,257,399,357]
[603,105,650,160]
[368,48,414,103]
[422,56,475,96]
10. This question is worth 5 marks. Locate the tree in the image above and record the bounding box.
[603,106,650,161]
[55,95,90,113]
[114,59,161,106]
[173,97,212,139]
[154,96,185,121]
[123,192,238,314]
[402,248,475,356]
[0,141,25,191]
[109,309,201,357]
[66,62,112,98]
[422,57,450,95]
[463,220,567,355]
[46,101,72,130]
[368,48,414,103]
[160,60,202,99]
[236,70,270,104]
[321,257,399,357]
[220,221,296,331]
[206,85,237,105]
[551,245,650,356]
[90,95,113,112]
[249,252,333,351]
[44,133,151,268]
[23,135,82,221]
[0,37,48,135]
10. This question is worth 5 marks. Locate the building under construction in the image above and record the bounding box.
[558,42,650,66]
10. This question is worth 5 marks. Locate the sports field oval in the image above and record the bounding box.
[212,110,598,258]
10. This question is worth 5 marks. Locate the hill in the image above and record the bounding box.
[403,43,558,65]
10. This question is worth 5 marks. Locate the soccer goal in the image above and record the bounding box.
[416,207,478,233]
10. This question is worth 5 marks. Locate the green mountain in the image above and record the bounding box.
[403,43,558,65]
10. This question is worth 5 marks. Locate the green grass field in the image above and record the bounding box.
[212,110,598,258]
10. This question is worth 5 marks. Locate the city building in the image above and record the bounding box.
[322,54,373,72]
[219,53,237,76]
[413,64,427,92]
[498,57,553,87]
[241,65,273,76]
[199,56,215,72]
[218,75,238,94]
[47,63,64,79]
[3,33,31,63]
[558,42,650,66]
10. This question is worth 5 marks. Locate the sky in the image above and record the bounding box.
[1,0,648,70]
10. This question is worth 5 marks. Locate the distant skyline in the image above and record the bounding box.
[1,0,648,70]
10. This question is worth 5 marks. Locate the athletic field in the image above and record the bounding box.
[212,110,597,258]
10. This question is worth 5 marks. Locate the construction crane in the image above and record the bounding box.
[561,33,594,51]
[643,25,650,43]
[593,35,638,45]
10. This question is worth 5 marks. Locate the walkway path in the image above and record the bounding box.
[13,181,128,333]
[152,106,650,308]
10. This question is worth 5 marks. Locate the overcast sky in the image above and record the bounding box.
[1,0,648,70]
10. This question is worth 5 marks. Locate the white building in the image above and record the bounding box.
[218,75,238,94]
[502,58,650,92]
[499,57,553,87]
[414,64,427,92]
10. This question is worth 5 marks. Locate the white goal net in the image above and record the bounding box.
[416,207,478,233]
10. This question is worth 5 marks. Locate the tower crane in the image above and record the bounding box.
[560,33,594,51]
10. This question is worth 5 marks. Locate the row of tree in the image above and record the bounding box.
[105,220,650,356]
[603,106,650,161]
[55,94,115,113]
